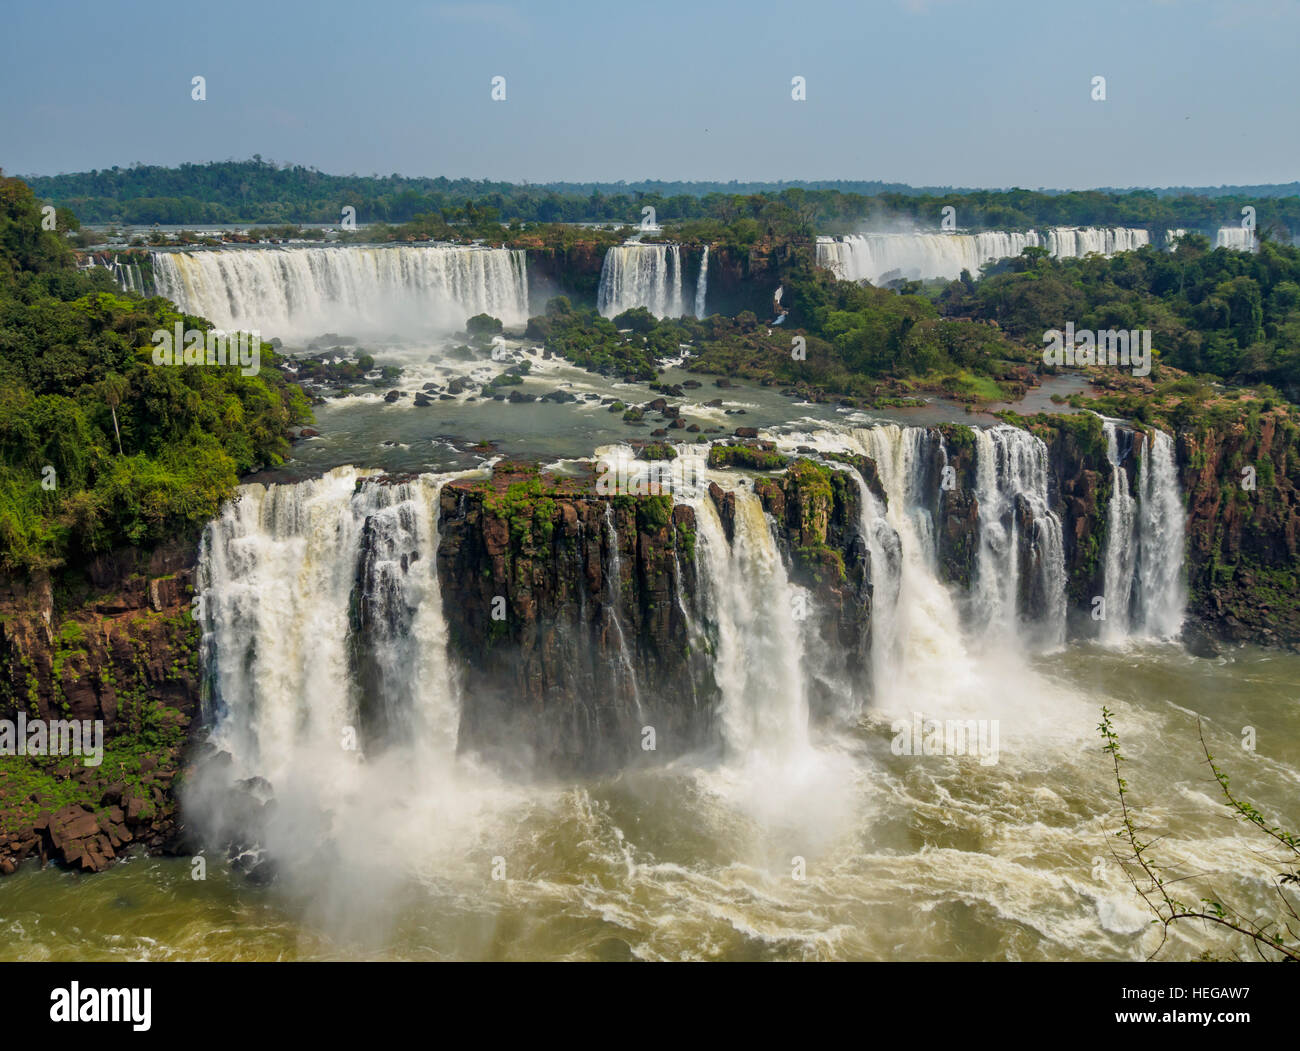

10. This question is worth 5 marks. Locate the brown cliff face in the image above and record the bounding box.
[707,242,801,318]
[1179,410,1300,648]
[0,541,201,873]
[523,243,608,310]
[930,427,978,590]
[436,465,711,775]
[752,458,872,722]
[1019,408,1300,650]
[435,454,881,770]
[1034,419,1110,611]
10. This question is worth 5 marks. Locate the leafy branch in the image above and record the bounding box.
[1099,706,1299,961]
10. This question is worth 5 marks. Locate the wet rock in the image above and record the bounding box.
[1181,618,1222,659]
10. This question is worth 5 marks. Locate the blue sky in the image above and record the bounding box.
[3,0,1297,188]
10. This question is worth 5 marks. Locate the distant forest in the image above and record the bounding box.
[19,159,1300,234]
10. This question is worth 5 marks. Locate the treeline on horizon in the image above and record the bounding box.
[19,159,1300,234]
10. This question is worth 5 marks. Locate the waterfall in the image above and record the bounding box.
[1134,429,1186,638]
[1215,226,1257,252]
[91,255,145,294]
[1100,420,1139,641]
[152,244,530,340]
[602,504,643,718]
[687,480,810,758]
[816,227,1150,284]
[851,426,964,701]
[1097,423,1186,641]
[1164,229,1188,250]
[197,467,464,783]
[1043,227,1150,259]
[694,245,709,318]
[597,244,685,319]
[784,423,1063,737]
[817,232,1037,284]
[972,426,1067,648]
[1099,425,1187,641]
[109,258,144,293]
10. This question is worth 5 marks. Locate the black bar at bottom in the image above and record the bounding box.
[0,960,1291,1039]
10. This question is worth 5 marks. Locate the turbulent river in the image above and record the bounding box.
[4,243,1296,962]
[5,640,1297,961]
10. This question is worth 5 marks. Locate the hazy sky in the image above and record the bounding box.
[3,0,1297,188]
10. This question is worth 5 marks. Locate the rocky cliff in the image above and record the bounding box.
[752,456,873,721]
[0,542,201,873]
[436,462,711,774]
[1177,407,1300,648]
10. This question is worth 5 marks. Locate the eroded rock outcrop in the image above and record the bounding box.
[436,463,711,774]
[0,541,200,873]
[1178,408,1300,647]
[753,458,872,723]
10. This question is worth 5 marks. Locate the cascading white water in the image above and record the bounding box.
[972,425,1067,648]
[687,479,810,758]
[107,258,144,293]
[816,227,1151,284]
[1215,226,1257,252]
[1099,421,1187,642]
[597,244,685,318]
[93,257,145,293]
[1134,429,1186,638]
[1043,227,1150,259]
[694,245,709,318]
[602,504,643,718]
[777,423,1075,750]
[1100,419,1139,641]
[817,232,1036,284]
[152,244,530,340]
[1165,229,1188,250]
[197,467,463,783]
[851,426,967,703]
